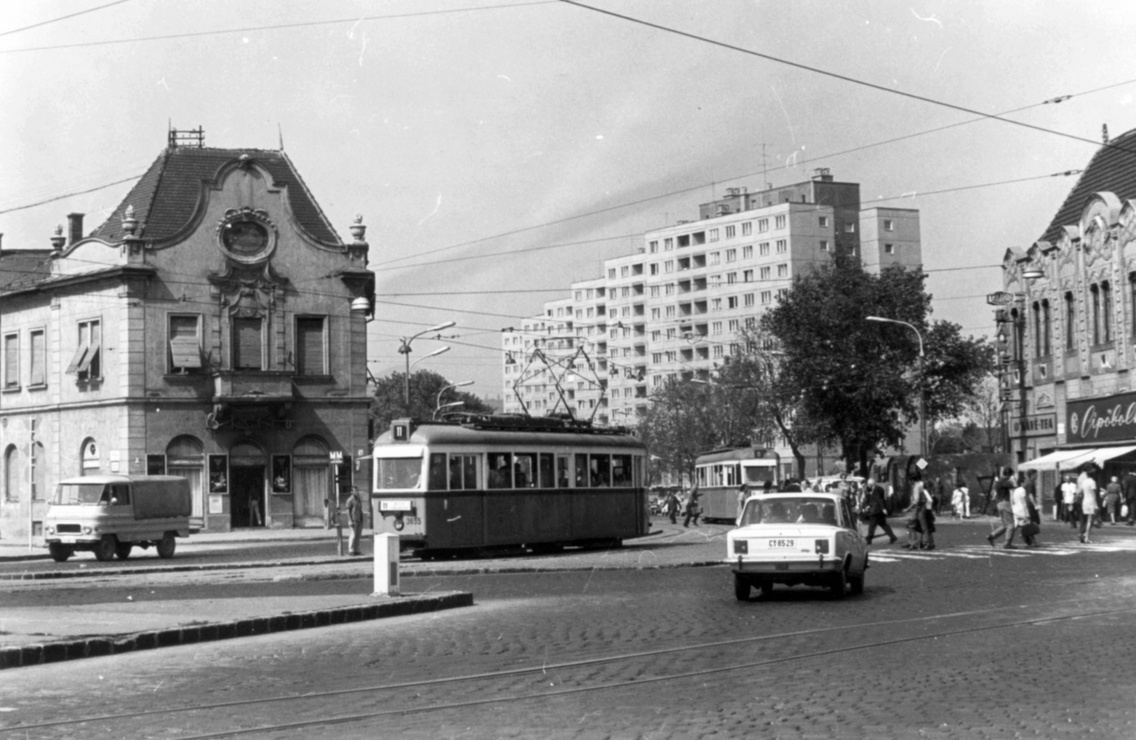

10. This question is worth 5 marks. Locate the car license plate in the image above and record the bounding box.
[765,538,795,549]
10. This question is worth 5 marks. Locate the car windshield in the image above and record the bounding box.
[739,497,839,527]
[52,483,109,505]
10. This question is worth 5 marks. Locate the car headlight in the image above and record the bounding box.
[815,539,829,554]
[45,525,54,535]
[733,539,748,555]
[82,526,92,535]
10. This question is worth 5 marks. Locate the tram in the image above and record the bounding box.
[371,415,649,558]
[694,446,781,522]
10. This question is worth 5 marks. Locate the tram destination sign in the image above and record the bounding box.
[986,291,1018,306]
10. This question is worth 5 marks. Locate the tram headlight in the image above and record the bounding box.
[393,515,405,532]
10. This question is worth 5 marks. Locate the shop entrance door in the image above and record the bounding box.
[230,466,265,528]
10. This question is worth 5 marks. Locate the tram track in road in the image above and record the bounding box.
[6,596,1135,739]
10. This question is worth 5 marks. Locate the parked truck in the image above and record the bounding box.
[43,475,192,562]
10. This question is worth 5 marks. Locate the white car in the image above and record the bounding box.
[727,493,868,600]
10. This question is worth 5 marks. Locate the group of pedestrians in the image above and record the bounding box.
[985,467,1042,549]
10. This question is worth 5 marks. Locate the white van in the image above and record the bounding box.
[43,475,191,562]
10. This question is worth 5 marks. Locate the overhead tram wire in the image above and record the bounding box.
[558,1,1136,158]
[0,0,134,38]
[0,2,556,54]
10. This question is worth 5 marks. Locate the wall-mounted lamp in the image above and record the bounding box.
[351,296,371,312]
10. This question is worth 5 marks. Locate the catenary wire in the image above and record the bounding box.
[0,0,133,38]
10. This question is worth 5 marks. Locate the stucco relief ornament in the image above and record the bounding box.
[1084,223,1107,267]
[1035,391,1054,409]
[215,207,277,265]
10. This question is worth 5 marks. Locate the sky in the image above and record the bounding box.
[3,0,1136,403]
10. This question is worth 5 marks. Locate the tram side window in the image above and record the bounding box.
[488,453,513,489]
[557,454,570,488]
[448,454,479,490]
[575,453,589,487]
[539,453,555,488]
[428,454,448,490]
[377,458,422,490]
[590,454,611,487]
[514,453,536,488]
[612,454,633,487]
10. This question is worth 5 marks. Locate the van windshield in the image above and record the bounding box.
[53,483,109,505]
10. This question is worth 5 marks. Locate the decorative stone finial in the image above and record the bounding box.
[349,214,366,243]
[50,224,66,250]
[122,205,139,236]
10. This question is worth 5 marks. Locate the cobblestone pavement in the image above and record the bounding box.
[1,522,1135,740]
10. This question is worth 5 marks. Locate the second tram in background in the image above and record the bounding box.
[694,447,781,522]
[371,415,649,559]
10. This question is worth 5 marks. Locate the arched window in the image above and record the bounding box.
[81,438,100,477]
[167,436,205,520]
[3,445,21,502]
[229,441,265,468]
[293,436,330,526]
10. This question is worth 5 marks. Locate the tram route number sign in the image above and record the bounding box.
[329,450,343,464]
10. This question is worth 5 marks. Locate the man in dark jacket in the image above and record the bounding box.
[863,477,897,545]
[1124,471,1136,526]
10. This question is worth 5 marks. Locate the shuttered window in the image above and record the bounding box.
[169,315,202,372]
[29,330,45,386]
[2,334,17,389]
[69,320,101,381]
[295,317,325,375]
[232,318,263,370]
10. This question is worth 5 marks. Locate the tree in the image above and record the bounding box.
[761,252,994,475]
[369,369,493,432]
[636,378,722,489]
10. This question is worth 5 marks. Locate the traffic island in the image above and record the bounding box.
[0,591,472,670]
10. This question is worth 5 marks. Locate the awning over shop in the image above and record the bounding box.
[1021,449,1091,470]
[1024,445,1136,470]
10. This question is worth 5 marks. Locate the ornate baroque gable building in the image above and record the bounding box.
[1003,125,1136,479]
[0,134,374,540]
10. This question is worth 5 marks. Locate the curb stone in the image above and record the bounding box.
[0,592,472,671]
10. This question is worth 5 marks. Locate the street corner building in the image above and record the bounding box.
[0,131,375,539]
[1000,124,1136,487]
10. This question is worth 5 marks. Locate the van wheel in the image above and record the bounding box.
[115,542,133,560]
[156,534,176,559]
[94,535,117,562]
[48,543,72,563]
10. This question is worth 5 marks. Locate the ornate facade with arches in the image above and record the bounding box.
[1001,127,1136,472]
[0,134,373,539]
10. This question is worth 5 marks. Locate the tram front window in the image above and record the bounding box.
[376,457,423,490]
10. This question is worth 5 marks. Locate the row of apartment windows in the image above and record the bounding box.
[1,315,332,391]
[644,215,886,255]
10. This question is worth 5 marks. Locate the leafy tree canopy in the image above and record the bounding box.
[370,369,493,432]
[761,252,993,474]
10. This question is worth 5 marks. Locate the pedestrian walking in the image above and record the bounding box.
[1104,476,1122,524]
[1061,474,1078,528]
[863,477,897,545]
[665,490,680,524]
[987,466,1019,549]
[683,486,702,528]
[1012,473,1038,547]
[951,481,970,519]
[250,497,263,527]
[902,473,935,550]
[1123,470,1136,526]
[1078,467,1100,544]
[346,488,365,556]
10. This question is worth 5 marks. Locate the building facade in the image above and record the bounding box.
[502,169,921,478]
[0,137,375,542]
[999,126,1136,483]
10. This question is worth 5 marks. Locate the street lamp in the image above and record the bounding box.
[435,380,474,414]
[866,315,926,459]
[399,321,456,413]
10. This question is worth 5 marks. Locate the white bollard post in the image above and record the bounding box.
[374,533,400,596]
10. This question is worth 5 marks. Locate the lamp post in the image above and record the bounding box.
[867,316,926,459]
[435,380,473,416]
[399,321,456,414]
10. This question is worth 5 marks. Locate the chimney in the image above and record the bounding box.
[67,213,85,245]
